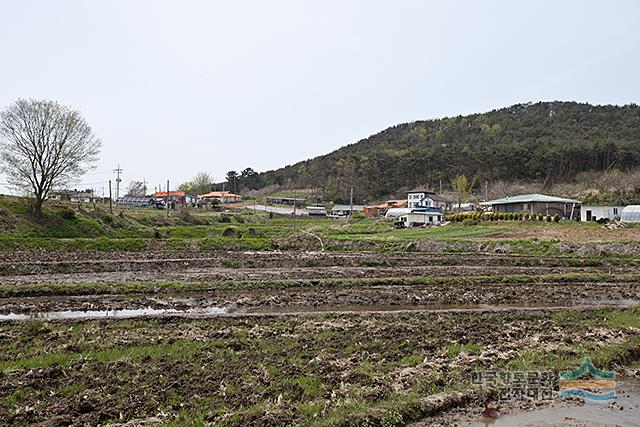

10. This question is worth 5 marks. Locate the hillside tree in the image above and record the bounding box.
[240,167,260,190]
[226,170,239,193]
[0,99,101,215]
[451,174,475,207]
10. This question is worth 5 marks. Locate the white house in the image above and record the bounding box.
[398,211,443,227]
[580,205,624,222]
[407,188,448,210]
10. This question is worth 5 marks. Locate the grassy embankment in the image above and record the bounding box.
[0,195,639,255]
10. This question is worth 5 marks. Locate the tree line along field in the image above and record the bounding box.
[1,196,640,426]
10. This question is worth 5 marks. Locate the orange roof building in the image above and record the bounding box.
[198,191,243,203]
[153,191,185,198]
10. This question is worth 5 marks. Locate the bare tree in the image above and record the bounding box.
[0,99,101,215]
[125,180,147,197]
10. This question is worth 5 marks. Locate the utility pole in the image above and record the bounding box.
[349,187,353,216]
[293,190,297,234]
[485,180,488,201]
[108,180,113,214]
[166,180,170,217]
[439,179,442,194]
[142,178,147,195]
[113,164,124,200]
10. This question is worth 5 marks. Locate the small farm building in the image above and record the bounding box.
[480,194,581,220]
[580,205,624,222]
[306,206,327,216]
[199,191,242,204]
[398,210,443,227]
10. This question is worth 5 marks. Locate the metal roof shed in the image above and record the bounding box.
[479,193,581,220]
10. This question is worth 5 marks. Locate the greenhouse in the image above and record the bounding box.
[621,205,640,222]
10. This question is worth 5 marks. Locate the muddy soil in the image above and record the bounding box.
[0,264,631,286]
[1,282,638,317]
[1,309,638,426]
[0,250,628,276]
[1,248,639,425]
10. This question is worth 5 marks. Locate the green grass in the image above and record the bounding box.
[0,339,213,371]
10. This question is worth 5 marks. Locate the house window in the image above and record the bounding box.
[523,203,529,211]
[613,208,619,215]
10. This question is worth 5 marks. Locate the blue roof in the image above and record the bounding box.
[411,207,444,215]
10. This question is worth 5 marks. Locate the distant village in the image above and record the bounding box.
[48,186,640,227]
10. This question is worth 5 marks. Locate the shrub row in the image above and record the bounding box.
[446,212,561,222]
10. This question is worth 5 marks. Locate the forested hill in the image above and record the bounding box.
[255,101,640,202]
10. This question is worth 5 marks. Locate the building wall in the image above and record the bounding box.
[580,205,623,222]
[407,192,425,209]
[405,213,442,225]
[407,192,447,210]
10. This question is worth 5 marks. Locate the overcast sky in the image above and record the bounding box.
[1,0,639,196]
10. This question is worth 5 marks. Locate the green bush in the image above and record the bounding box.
[537,213,543,221]
[58,208,76,220]
[546,214,552,222]
[222,226,238,237]
[553,214,560,222]
[523,212,530,220]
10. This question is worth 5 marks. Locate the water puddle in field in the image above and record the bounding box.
[469,378,640,427]
[241,299,637,315]
[0,306,228,321]
[0,299,635,321]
